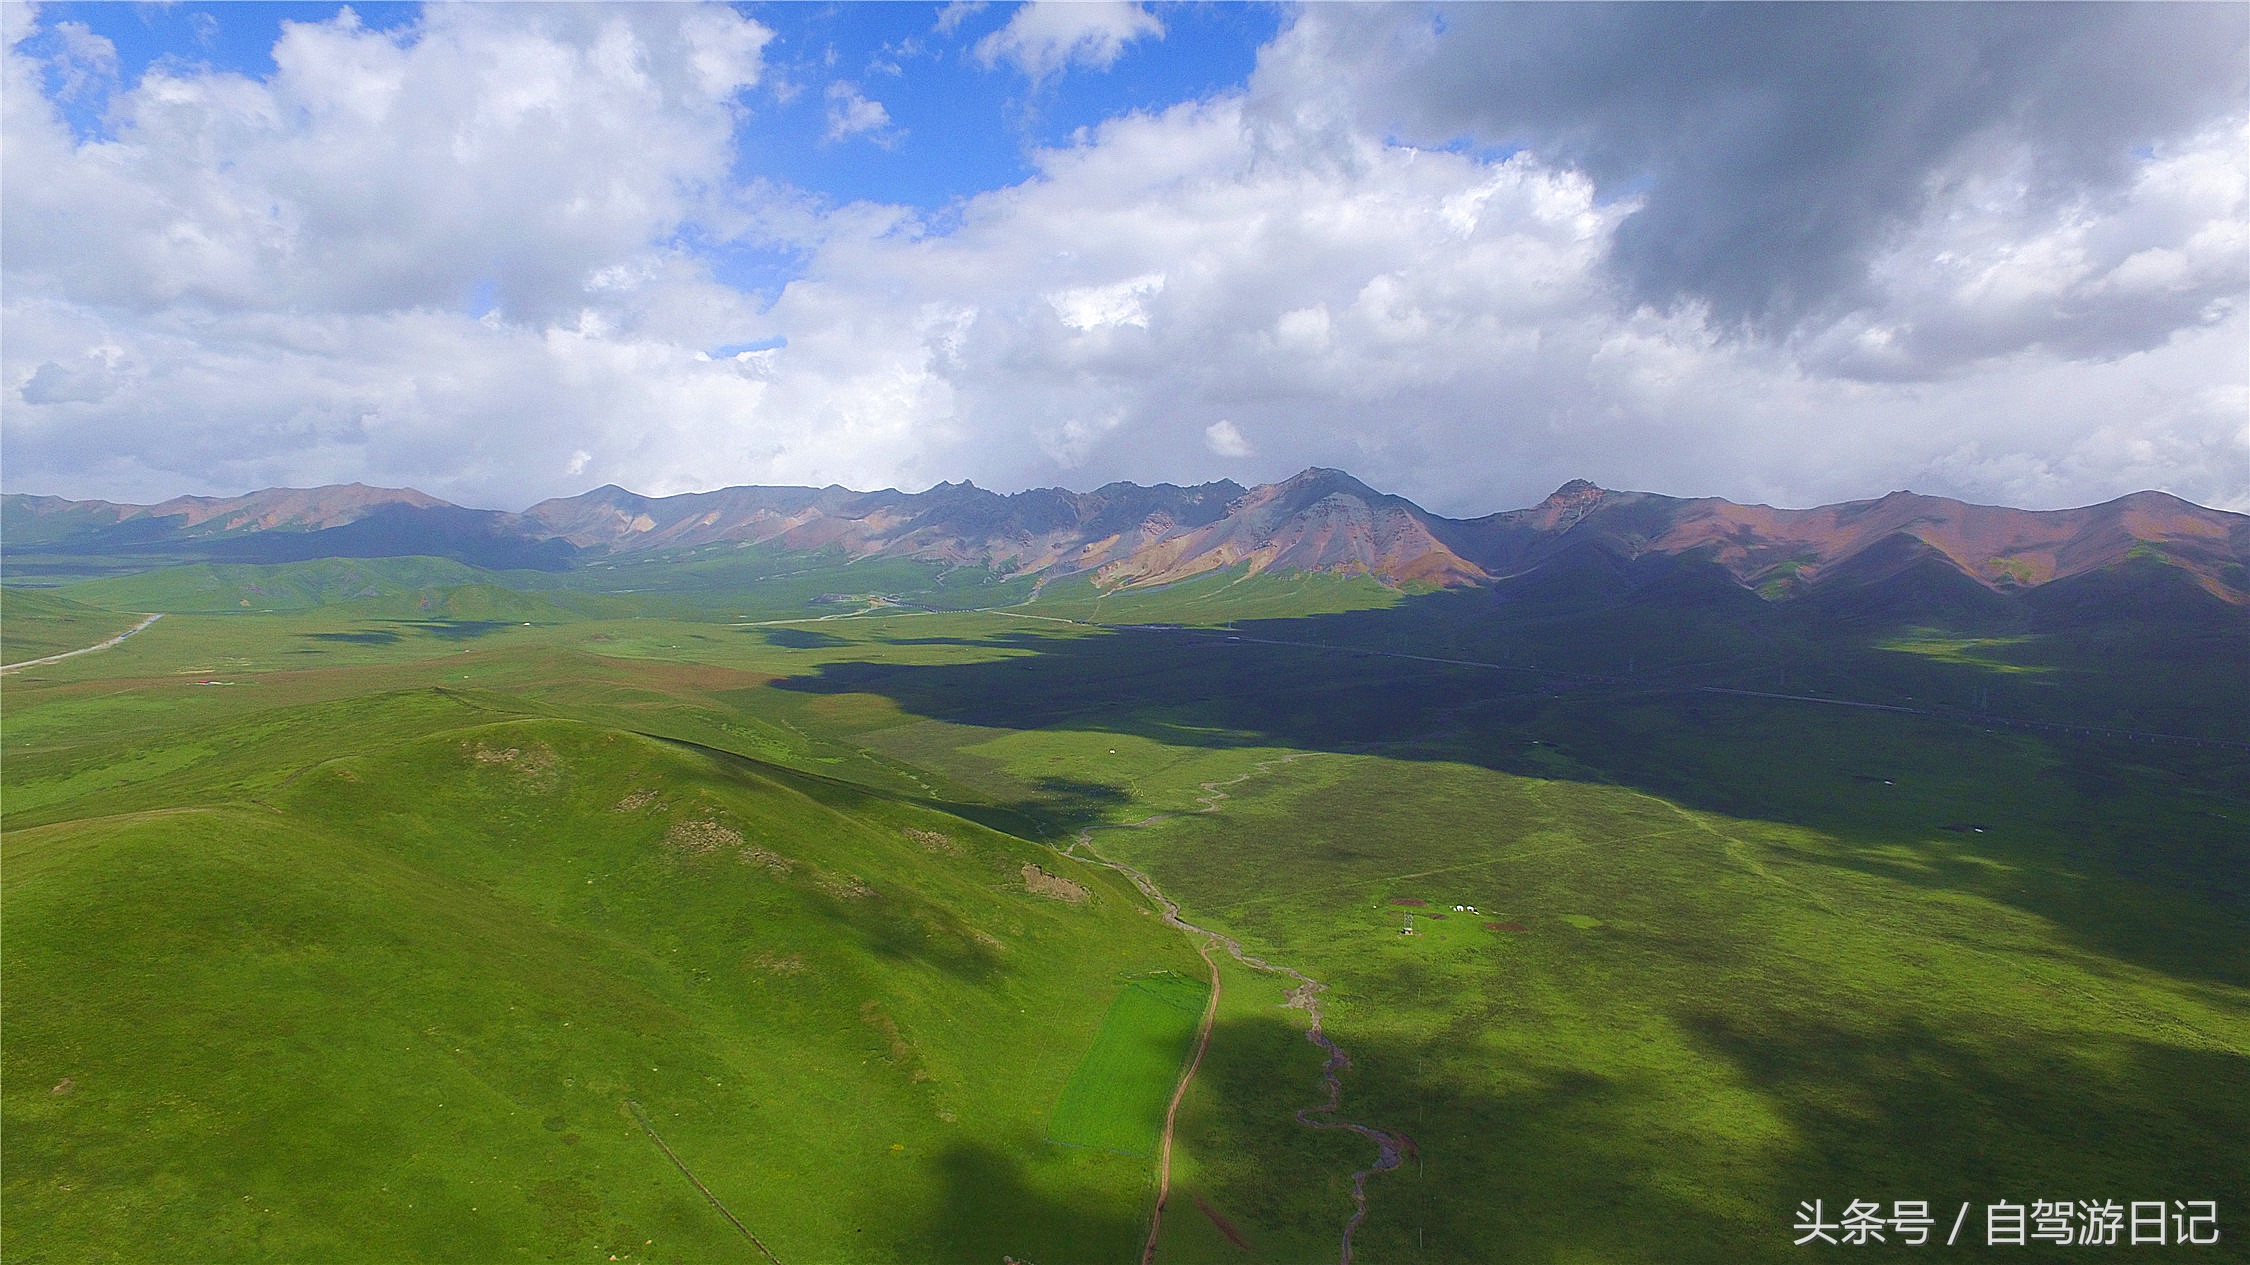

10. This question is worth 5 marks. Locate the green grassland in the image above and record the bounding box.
[1047,972,1211,1156]
[5,550,2246,1262]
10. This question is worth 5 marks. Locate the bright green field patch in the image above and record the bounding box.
[1874,628,2052,674]
[1047,972,1211,1156]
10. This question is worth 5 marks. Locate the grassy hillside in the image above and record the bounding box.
[3,676,1202,1263]
[58,556,514,614]
[1,588,148,664]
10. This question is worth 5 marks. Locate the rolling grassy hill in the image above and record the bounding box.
[3,668,1202,1263]
[0,588,149,664]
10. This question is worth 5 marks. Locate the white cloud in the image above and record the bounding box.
[2,4,787,503]
[974,2,1160,84]
[824,80,896,145]
[45,20,117,101]
[1205,419,1252,458]
[934,3,989,38]
[3,5,769,322]
[1046,273,1164,331]
[710,90,2247,514]
[1788,118,2248,382]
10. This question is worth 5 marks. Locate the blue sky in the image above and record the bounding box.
[4,3,2244,513]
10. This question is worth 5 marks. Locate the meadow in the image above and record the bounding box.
[1047,972,1211,1157]
[3,553,2244,1261]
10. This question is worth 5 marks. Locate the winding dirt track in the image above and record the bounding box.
[1142,936,1222,1265]
[1067,756,1411,1265]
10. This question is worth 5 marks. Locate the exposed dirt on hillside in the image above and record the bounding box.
[738,844,792,873]
[907,827,962,855]
[663,819,742,857]
[1022,863,1088,903]
[817,872,872,899]
[860,1000,931,1082]
[747,951,806,976]
[465,739,560,789]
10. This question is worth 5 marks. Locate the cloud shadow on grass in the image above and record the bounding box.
[770,588,2250,994]
[1176,1006,2249,1264]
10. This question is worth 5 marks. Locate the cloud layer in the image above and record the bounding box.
[4,3,2245,515]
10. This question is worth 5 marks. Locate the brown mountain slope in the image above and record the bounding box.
[1441,482,2248,604]
[1090,469,1488,588]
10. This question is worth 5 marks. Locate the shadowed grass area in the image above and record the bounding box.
[1089,753,2250,1263]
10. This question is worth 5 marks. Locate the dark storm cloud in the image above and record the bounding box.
[1268,3,2249,333]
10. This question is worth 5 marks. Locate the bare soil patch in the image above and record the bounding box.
[1022,863,1088,903]
[748,951,806,976]
[1485,921,1529,933]
[860,1000,929,1082]
[612,788,661,811]
[664,819,743,857]
[465,739,560,789]
[905,827,961,855]
[1387,897,1427,907]
[738,844,793,873]
[818,872,873,899]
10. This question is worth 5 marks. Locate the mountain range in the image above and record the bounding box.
[6,469,2245,610]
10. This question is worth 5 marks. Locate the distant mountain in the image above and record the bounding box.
[1439,481,2250,607]
[2,483,572,571]
[1,483,446,542]
[7,473,2245,608]
[515,478,1248,577]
